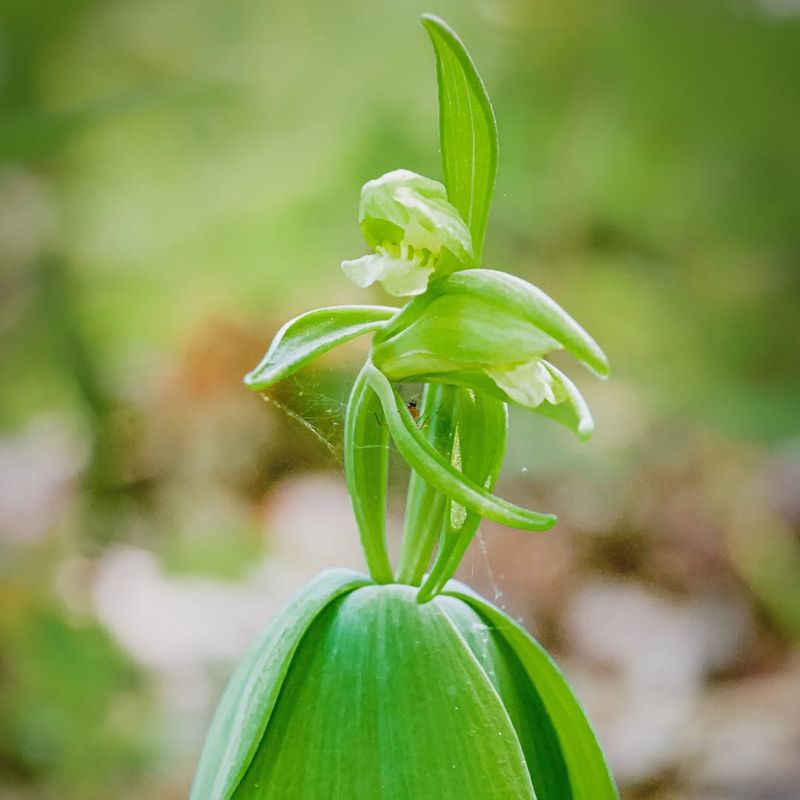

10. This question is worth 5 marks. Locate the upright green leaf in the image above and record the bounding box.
[244,305,397,391]
[344,366,393,583]
[190,569,372,800]
[446,584,620,800]
[236,585,535,799]
[440,596,574,799]
[422,14,499,262]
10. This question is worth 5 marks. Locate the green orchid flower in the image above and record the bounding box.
[341,169,473,296]
[370,268,608,440]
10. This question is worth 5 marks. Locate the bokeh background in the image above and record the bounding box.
[2,0,800,797]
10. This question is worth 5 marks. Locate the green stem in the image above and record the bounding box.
[395,384,456,584]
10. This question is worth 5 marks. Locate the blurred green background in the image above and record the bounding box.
[2,0,799,797]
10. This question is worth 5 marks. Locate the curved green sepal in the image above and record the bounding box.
[373,270,608,381]
[422,14,498,263]
[443,270,610,377]
[236,584,535,799]
[244,305,397,391]
[418,390,507,602]
[444,583,620,800]
[365,364,556,531]
[189,569,372,800]
[344,366,393,583]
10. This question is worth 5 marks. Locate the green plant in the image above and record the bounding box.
[191,14,616,799]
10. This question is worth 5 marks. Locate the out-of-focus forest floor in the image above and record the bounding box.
[1,1,799,797]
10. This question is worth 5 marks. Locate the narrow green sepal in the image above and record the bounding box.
[373,269,609,381]
[395,383,458,585]
[364,363,556,531]
[344,365,393,583]
[244,305,397,390]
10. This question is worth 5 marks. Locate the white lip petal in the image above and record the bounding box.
[485,360,559,409]
[341,252,434,297]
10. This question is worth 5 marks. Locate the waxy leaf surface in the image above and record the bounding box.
[440,596,574,799]
[190,569,371,800]
[446,584,620,800]
[235,585,535,799]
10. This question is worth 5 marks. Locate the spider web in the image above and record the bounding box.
[260,368,506,609]
[258,370,350,464]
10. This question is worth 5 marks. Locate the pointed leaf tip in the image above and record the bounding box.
[421,13,498,263]
[244,305,397,391]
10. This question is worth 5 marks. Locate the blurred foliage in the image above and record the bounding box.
[1,0,799,797]
[0,582,151,797]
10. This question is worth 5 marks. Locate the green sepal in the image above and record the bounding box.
[344,365,393,583]
[234,584,535,799]
[190,569,372,800]
[444,583,620,800]
[244,305,397,391]
[422,14,498,263]
[364,363,556,531]
[373,269,609,380]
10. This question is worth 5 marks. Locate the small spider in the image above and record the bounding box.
[406,399,420,421]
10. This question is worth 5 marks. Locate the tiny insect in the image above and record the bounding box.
[406,399,420,420]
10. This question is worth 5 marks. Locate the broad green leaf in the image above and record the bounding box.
[190,569,372,800]
[445,584,620,800]
[244,305,397,391]
[365,364,556,531]
[418,390,507,601]
[422,14,498,262]
[440,596,574,799]
[395,383,457,585]
[236,584,535,799]
[344,366,393,583]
